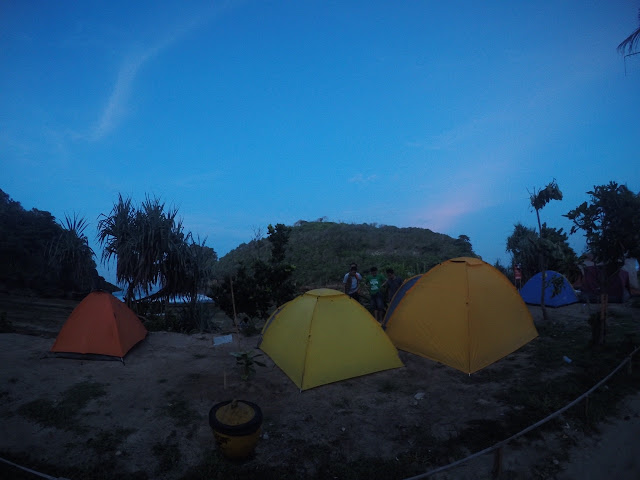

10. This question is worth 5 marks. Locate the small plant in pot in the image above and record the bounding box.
[230,349,266,381]
[208,350,267,459]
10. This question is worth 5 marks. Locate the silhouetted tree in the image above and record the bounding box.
[565,182,640,346]
[506,222,578,285]
[0,189,96,295]
[211,223,295,321]
[529,180,563,322]
[49,214,96,293]
[98,195,189,305]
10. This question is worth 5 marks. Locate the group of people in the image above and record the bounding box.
[342,263,403,322]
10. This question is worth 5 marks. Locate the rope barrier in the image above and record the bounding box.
[0,456,70,480]
[404,344,640,480]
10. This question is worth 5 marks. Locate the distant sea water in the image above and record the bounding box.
[112,289,212,304]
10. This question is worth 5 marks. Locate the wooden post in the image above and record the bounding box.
[492,447,503,478]
[584,394,589,420]
[229,277,240,335]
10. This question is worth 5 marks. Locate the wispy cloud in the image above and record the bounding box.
[173,171,224,189]
[348,173,378,184]
[437,117,497,152]
[89,53,148,141]
[89,4,231,141]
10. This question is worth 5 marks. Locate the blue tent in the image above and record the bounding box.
[520,271,578,307]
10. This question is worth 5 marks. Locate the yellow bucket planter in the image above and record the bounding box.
[209,399,262,459]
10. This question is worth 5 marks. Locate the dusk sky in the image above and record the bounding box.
[2,1,639,285]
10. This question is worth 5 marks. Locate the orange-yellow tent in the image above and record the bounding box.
[383,257,538,374]
[51,291,147,359]
[260,288,403,390]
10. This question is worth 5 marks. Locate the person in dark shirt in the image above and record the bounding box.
[384,268,403,304]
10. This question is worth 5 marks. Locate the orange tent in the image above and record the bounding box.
[51,291,147,359]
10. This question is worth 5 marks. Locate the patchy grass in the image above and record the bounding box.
[0,311,15,333]
[0,451,148,480]
[87,427,137,455]
[152,430,182,473]
[180,449,299,480]
[163,391,199,427]
[377,379,399,393]
[17,381,108,431]
[331,396,351,409]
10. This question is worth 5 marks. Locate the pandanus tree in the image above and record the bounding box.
[49,213,97,292]
[177,239,218,312]
[97,195,191,305]
[97,195,137,303]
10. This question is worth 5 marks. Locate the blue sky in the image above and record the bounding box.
[2,1,639,284]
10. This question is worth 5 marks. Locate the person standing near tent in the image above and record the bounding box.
[365,266,387,323]
[383,268,403,304]
[343,263,362,301]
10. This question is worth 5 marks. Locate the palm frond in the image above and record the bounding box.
[618,26,640,54]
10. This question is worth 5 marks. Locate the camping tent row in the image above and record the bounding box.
[52,258,539,388]
[260,257,538,390]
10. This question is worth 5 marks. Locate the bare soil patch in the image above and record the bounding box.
[0,294,639,479]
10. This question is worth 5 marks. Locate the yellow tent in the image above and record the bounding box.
[259,288,403,390]
[383,257,538,374]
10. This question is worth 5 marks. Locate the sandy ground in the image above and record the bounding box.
[557,392,640,480]
[0,296,639,479]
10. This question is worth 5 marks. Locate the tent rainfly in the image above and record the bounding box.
[383,257,538,374]
[259,288,403,390]
[519,270,578,307]
[51,291,147,361]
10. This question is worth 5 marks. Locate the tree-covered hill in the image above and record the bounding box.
[0,189,117,297]
[213,220,477,288]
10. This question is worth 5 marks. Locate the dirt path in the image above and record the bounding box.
[556,392,640,480]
